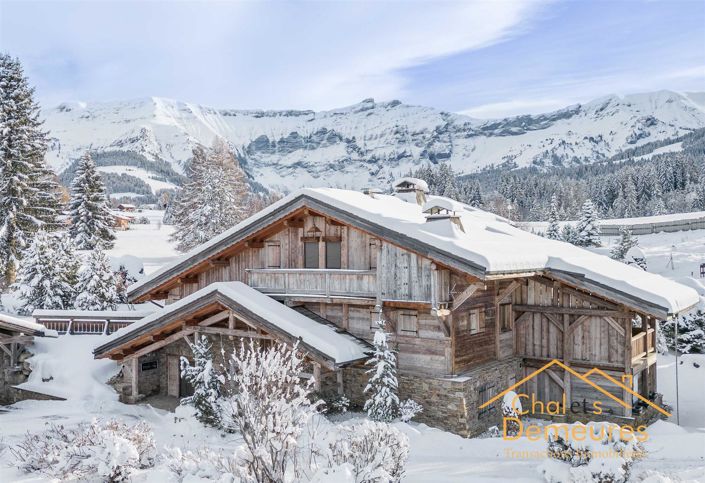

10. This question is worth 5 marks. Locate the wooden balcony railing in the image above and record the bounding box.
[631,328,656,362]
[247,269,377,299]
[37,319,134,335]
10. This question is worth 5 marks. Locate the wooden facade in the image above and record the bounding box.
[123,200,663,418]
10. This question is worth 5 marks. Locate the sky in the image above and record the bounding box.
[0,0,704,118]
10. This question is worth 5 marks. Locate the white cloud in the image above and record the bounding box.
[1,0,550,109]
[460,98,571,118]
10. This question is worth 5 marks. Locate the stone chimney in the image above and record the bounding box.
[422,199,465,233]
[392,177,429,205]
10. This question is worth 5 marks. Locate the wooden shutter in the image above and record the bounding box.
[304,242,319,268]
[325,241,341,269]
[266,241,281,268]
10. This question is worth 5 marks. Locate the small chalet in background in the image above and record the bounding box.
[117,203,136,212]
[111,211,133,231]
[86,179,698,436]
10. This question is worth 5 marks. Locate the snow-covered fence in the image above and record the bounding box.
[520,211,705,236]
[32,310,152,335]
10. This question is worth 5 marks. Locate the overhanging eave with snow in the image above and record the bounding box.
[95,282,371,369]
[127,188,699,318]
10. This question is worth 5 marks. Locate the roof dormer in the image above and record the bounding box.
[422,198,465,233]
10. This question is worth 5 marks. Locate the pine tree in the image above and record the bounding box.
[170,140,250,252]
[610,227,638,261]
[68,152,115,250]
[54,235,81,308]
[180,335,224,428]
[561,224,577,245]
[622,178,638,218]
[364,314,399,422]
[0,54,62,284]
[574,200,600,247]
[546,194,561,240]
[74,247,119,310]
[694,173,705,211]
[12,231,72,315]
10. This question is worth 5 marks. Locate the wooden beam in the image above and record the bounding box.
[0,335,33,345]
[284,219,304,228]
[452,282,484,311]
[603,317,626,337]
[179,275,198,284]
[497,281,520,304]
[198,309,231,327]
[246,240,265,248]
[195,326,273,339]
[208,259,229,267]
[546,368,565,389]
[0,344,11,357]
[113,328,197,360]
[543,313,563,333]
[313,363,321,391]
[560,285,619,310]
[567,315,590,335]
[513,305,630,318]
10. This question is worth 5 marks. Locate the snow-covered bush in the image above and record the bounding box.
[610,227,638,262]
[180,335,225,428]
[327,421,409,483]
[10,419,156,481]
[399,399,423,423]
[538,422,646,483]
[164,446,238,481]
[501,390,522,436]
[364,315,400,422]
[661,309,705,354]
[217,340,323,482]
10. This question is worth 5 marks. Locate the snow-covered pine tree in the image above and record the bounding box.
[560,224,577,245]
[364,314,400,422]
[546,194,561,240]
[74,247,119,310]
[622,178,638,218]
[54,235,81,308]
[12,231,73,315]
[68,152,115,250]
[661,310,705,354]
[170,140,249,252]
[610,227,638,261]
[694,173,705,211]
[0,54,62,284]
[574,200,600,247]
[180,335,224,428]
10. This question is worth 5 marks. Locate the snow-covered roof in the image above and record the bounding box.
[32,309,155,320]
[0,312,58,337]
[98,282,370,365]
[128,188,700,316]
[393,177,429,193]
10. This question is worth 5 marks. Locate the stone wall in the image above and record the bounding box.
[343,356,522,437]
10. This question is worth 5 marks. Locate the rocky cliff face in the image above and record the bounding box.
[43,90,705,194]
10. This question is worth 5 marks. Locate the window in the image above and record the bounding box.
[369,240,378,269]
[266,241,281,268]
[499,303,513,332]
[325,241,341,269]
[478,383,496,417]
[458,307,485,334]
[304,241,319,268]
[398,311,418,335]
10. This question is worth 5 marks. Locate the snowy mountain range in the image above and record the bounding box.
[43,90,705,195]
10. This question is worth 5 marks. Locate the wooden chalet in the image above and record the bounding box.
[93,179,700,435]
[0,313,57,404]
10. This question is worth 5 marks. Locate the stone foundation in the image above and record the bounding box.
[343,357,523,437]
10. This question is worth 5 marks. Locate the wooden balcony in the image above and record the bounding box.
[246,268,377,300]
[631,328,656,368]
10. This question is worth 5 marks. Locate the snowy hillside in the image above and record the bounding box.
[43,90,705,193]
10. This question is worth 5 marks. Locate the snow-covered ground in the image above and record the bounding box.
[1,216,704,482]
[106,210,179,276]
[0,335,703,482]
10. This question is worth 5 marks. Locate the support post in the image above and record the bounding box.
[336,370,344,396]
[313,363,321,391]
[131,357,139,399]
